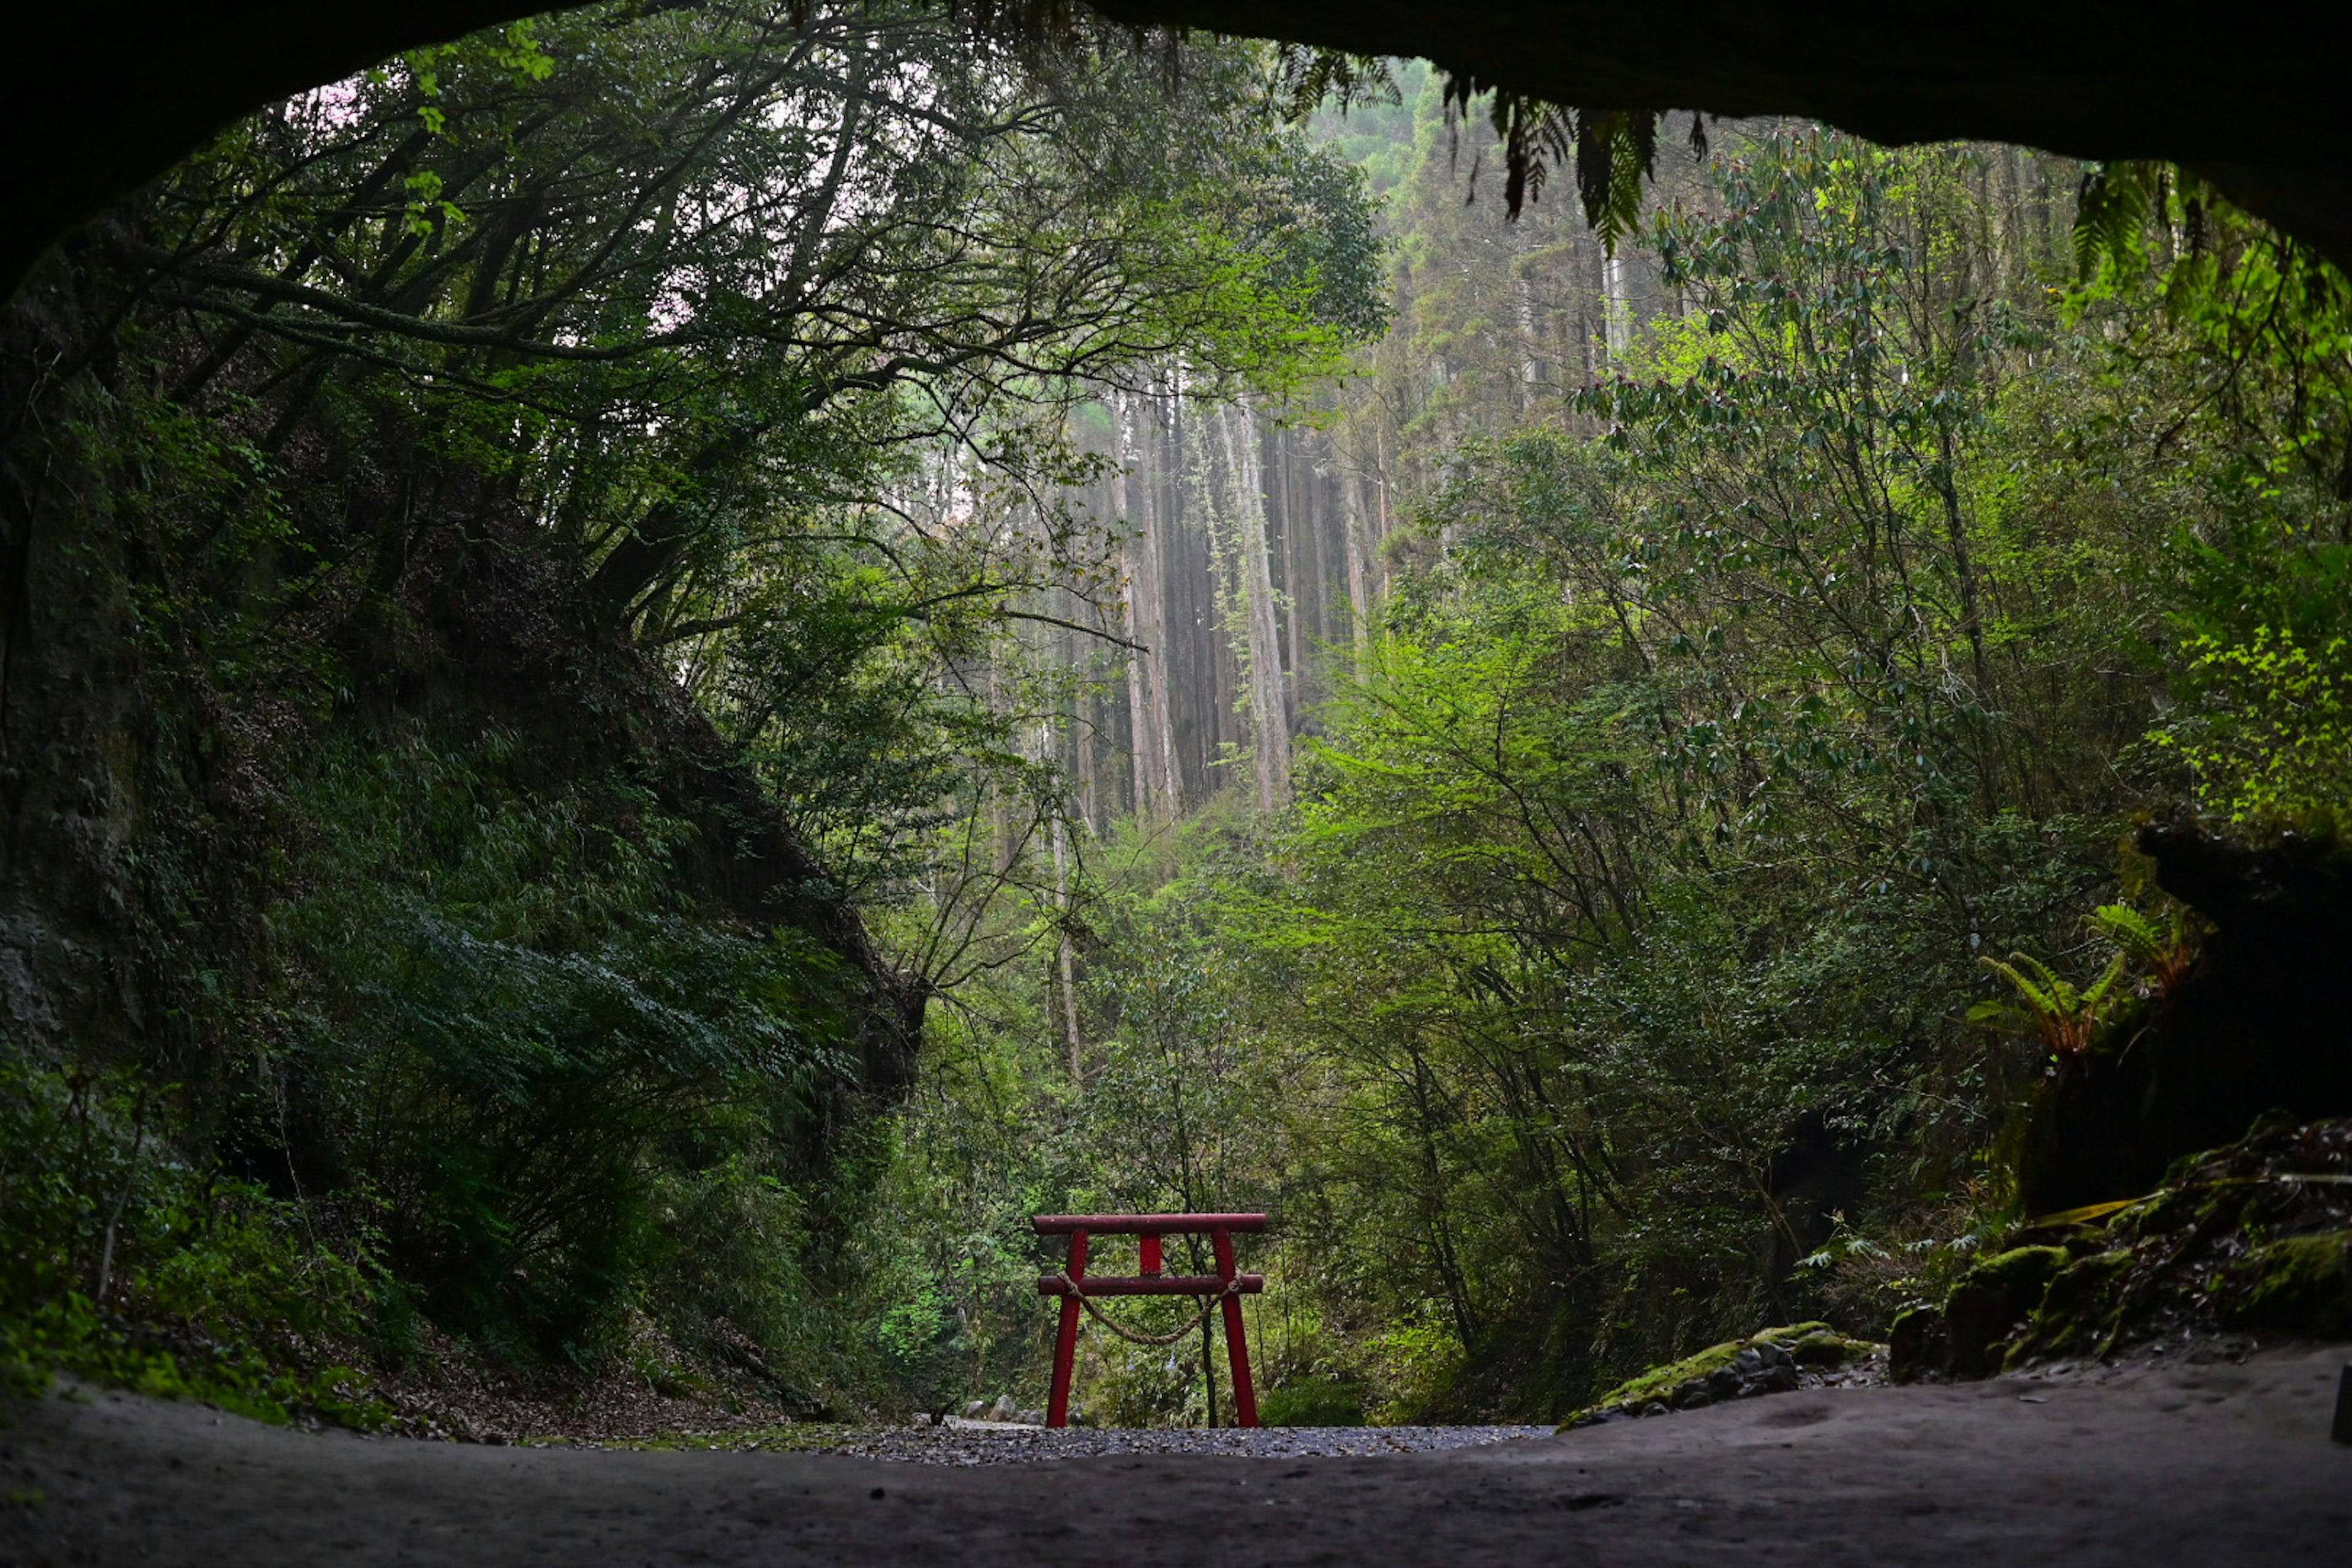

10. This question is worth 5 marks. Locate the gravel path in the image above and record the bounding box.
[804,1422,1555,1463]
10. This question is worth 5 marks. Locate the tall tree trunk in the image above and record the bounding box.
[1121,564,1155,821]
[1215,404,1289,812]
[1118,391,1185,822]
[1046,755,1083,1080]
[1603,247,1634,360]
[1118,397,1159,821]
[1140,396,1183,816]
[1341,461,1372,666]
[1276,426,1308,707]
[1075,680,1099,834]
[1513,267,1540,410]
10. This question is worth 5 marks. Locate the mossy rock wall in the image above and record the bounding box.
[2217,1232,2352,1339]
[2004,1250,2136,1366]
[1944,1246,2068,1379]
[2021,823,2352,1213]
[1910,1120,2352,1381]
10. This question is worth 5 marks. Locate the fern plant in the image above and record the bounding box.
[1969,951,2128,1057]
[2087,903,2199,997]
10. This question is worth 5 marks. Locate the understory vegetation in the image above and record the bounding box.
[1,7,2348,1432]
[869,111,2352,1423]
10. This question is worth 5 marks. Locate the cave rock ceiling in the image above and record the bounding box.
[5,1,2347,296]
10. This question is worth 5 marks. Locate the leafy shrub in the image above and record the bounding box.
[2155,627,2352,827]
[0,1050,380,1424]
[1257,1375,1366,1427]
[263,733,864,1365]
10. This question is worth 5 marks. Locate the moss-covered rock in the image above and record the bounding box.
[2005,1221,2121,1256]
[1556,1322,1881,1430]
[1945,1245,2069,1378]
[2019,823,2352,1217]
[2215,1231,2352,1338]
[1962,1244,2075,1294]
[1888,1303,1948,1382]
[1916,1120,2352,1381]
[2004,1250,2137,1368]
[1588,1323,1825,1409]
[1787,1328,1872,1368]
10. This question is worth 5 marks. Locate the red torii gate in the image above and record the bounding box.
[1033,1212,1266,1428]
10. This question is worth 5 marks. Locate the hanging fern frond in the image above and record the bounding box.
[1574,107,1659,253]
[1434,74,1665,246]
[1273,44,1400,121]
[1275,53,1686,249]
[2072,159,2163,281]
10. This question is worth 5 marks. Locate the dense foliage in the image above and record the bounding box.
[862,115,2352,1425]
[2,13,2347,1434]
[0,1,1378,1414]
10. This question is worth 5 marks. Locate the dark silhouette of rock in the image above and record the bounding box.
[2023,820,2352,1213]
[6,2,2351,301]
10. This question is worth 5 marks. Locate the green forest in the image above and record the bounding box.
[2,4,2348,1435]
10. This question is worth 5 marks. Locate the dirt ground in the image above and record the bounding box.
[3,1343,2347,1567]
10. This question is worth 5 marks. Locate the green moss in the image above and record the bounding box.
[1787,1329,1874,1368]
[2215,1232,2352,1338]
[2004,1250,2136,1368]
[1555,1323,1854,1430]
[2016,1223,2113,1255]
[1957,1245,2072,1296]
[1945,1246,2071,1378]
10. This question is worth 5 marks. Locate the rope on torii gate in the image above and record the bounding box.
[1042,1270,1247,1346]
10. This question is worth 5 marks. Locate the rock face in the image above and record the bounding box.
[0,301,923,1112]
[2024,823,2352,1213]
[1559,1324,1881,1430]
[2218,1233,2352,1340]
[1888,1305,1949,1383]
[1943,1247,2071,1379]
[1894,1116,2352,1384]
